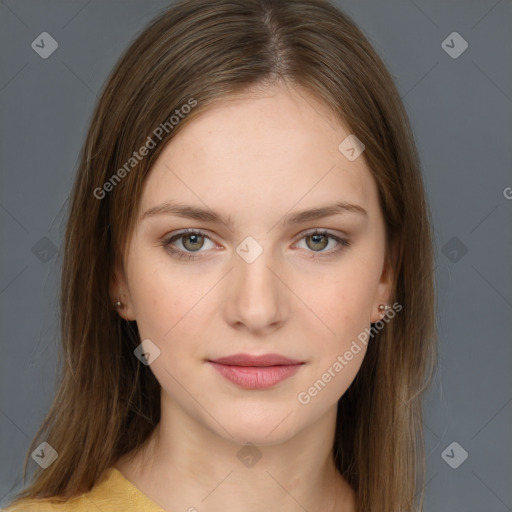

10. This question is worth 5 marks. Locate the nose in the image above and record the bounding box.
[224,247,289,335]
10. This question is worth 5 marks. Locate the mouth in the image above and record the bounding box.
[207,353,305,389]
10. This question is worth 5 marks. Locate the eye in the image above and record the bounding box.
[293,229,351,258]
[161,228,351,261]
[161,229,216,260]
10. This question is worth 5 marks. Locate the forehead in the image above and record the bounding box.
[139,84,380,227]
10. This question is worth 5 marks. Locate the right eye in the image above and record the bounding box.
[161,229,218,260]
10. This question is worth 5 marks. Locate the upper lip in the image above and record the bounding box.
[208,353,304,367]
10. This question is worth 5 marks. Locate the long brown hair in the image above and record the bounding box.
[7,1,437,510]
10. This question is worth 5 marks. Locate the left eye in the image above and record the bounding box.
[293,230,350,256]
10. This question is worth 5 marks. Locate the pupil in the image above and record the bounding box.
[184,234,203,251]
[308,234,327,251]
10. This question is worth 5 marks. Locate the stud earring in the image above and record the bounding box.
[378,304,391,317]
[114,300,123,309]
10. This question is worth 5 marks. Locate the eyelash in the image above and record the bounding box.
[161,228,351,261]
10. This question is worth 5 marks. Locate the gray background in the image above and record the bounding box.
[1,0,511,510]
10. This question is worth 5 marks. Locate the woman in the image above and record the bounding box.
[4,0,437,511]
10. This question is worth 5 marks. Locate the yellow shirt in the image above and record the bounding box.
[1,467,167,512]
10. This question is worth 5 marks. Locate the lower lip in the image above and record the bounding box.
[208,362,303,389]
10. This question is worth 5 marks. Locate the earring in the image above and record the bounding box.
[378,304,391,316]
[114,300,123,309]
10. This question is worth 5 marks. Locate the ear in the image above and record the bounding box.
[370,236,398,323]
[109,258,136,321]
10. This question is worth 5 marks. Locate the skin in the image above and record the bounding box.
[112,81,394,512]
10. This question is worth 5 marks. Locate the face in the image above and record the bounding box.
[112,83,394,445]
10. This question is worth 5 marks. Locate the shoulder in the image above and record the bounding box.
[1,492,102,511]
[1,468,119,511]
[2,467,165,512]
[1,498,71,511]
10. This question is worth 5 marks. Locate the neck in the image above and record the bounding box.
[116,393,356,512]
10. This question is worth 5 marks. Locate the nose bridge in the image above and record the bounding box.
[227,239,287,331]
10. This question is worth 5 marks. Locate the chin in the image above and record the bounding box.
[208,404,303,446]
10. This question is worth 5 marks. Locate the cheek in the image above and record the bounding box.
[127,258,219,358]
[296,284,372,407]
[126,257,178,329]
[300,261,379,336]
[294,257,380,387]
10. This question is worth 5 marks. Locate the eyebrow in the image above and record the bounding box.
[141,200,367,226]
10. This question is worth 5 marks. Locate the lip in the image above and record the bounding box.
[209,353,303,366]
[207,353,305,390]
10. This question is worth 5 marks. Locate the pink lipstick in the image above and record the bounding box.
[207,353,304,389]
